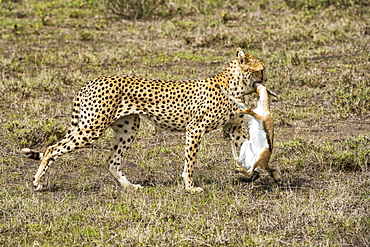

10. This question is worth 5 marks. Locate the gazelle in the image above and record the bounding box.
[216,83,281,182]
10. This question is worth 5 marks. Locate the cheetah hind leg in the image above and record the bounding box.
[32,129,104,191]
[108,115,142,189]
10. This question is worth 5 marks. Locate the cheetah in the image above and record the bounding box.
[216,83,280,182]
[23,48,268,194]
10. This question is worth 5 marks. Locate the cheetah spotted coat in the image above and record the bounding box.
[24,48,267,194]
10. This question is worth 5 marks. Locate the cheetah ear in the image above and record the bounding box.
[236,47,246,64]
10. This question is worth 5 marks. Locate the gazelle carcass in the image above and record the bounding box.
[216,83,281,182]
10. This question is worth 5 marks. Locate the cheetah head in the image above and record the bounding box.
[235,48,265,88]
[235,48,277,97]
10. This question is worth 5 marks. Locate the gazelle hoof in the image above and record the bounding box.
[239,171,260,183]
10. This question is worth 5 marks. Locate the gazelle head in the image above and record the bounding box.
[245,81,278,98]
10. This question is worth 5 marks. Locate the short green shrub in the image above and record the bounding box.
[103,0,166,20]
[285,0,366,10]
[277,136,369,172]
[6,118,66,148]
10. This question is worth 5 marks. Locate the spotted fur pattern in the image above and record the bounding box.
[24,48,267,193]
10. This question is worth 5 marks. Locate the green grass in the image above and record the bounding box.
[0,0,369,246]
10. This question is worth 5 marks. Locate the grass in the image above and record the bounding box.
[0,0,369,246]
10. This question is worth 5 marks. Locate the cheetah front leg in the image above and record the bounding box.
[182,127,205,194]
[108,115,142,189]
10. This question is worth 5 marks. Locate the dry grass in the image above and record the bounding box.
[0,0,369,246]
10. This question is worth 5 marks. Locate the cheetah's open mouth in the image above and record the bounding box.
[251,81,260,88]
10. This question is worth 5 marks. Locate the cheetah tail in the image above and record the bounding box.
[22,148,44,160]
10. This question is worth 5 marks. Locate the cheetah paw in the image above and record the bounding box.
[186,187,204,194]
[132,184,142,189]
[121,182,142,190]
[33,181,43,191]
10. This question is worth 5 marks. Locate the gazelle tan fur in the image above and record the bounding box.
[216,83,280,182]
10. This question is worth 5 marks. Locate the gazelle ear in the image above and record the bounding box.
[236,47,246,64]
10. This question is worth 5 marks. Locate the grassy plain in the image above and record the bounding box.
[0,0,369,246]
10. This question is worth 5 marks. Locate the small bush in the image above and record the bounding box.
[285,0,369,10]
[103,0,167,20]
[79,30,95,41]
[333,79,370,117]
[6,119,66,148]
[276,136,370,172]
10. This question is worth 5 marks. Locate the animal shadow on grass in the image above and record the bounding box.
[135,179,180,188]
[39,177,313,194]
[43,182,102,193]
[231,169,315,193]
[42,177,179,192]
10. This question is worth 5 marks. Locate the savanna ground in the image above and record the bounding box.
[0,0,369,246]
